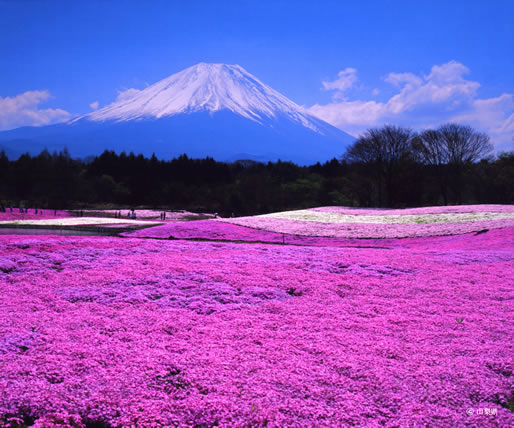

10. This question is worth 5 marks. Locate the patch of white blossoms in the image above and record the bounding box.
[258,210,514,224]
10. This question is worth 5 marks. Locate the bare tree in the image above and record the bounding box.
[414,128,450,203]
[414,129,447,164]
[415,123,493,203]
[345,132,386,205]
[345,125,416,206]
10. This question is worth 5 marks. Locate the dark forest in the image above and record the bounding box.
[1,124,512,216]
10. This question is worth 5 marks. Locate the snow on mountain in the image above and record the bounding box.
[76,63,325,133]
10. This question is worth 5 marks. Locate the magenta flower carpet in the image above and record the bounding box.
[0,210,70,222]
[1,206,513,427]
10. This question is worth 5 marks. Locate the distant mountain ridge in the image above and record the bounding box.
[0,63,354,164]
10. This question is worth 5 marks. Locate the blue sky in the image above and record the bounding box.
[1,0,513,149]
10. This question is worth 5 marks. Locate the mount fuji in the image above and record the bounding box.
[0,63,354,164]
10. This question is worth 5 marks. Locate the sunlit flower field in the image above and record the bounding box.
[1,205,513,427]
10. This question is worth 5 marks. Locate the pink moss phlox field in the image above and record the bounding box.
[311,204,514,215]
[121,219,369,247]
[122,218,514,250]
[0,210,70,221]
[120,219,386,246]
[221,216,514,239]
[122,220,315,244]
[122,219,514,250]
[1,230,513,427]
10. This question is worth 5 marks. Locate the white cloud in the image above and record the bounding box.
[116,88,141,102]
[385,61,480,114]
[0,90,70,130]
[310,100,387,137]
[321,68,357,100]
[89,101,99,110]
[309,61,513,149]
[450,93,514,151]
[384,72,422,88]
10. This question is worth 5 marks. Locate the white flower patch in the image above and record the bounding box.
[258,210,514,224]
[0,217,162,227]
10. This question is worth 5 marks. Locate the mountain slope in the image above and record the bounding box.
[0,63,354,164]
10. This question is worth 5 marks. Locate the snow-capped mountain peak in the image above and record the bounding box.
[1,63,355,164]
[77,63,323,133]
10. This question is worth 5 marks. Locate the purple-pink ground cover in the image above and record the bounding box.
[123,217,514,245]
[121,220,373,247]
[0,228,513,427]
[220,216,514,239]
[0,210,70,222]
[121,219,284,241]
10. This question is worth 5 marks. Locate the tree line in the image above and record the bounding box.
[0,123,512,215]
